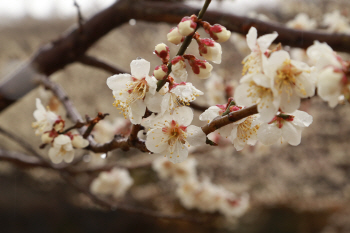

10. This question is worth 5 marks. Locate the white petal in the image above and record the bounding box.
[279,90,300,113]
[146,75,157,95]
[35,98,45,112]
[264,50,290,77]
[167,141,188,164]
[292,110,313,127]
[144,92,162,113]
[258,94,278,122]
[252,73,271,88]
[186,126,206,147]
[257,123,282,145]
[172,106,193,126]
[146,128,168,153]
[217,124,233,139]
[129,100,146,124]
[106,74,131,91]
[234,83,256,107]
[257,32,278,52]
[130,59,150,79]
[63,151,75,163]
[48,148,63,164]
[282,121,302,146]
[199,106,221,122]
[246,27,257,51]
[54,135,71,146]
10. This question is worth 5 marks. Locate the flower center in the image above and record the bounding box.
[236,116,260,142]
[275,60,302,97]
[247,81,272,103]
[162,120,187,146]
[268,113,294,128]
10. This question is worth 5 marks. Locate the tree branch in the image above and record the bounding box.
[79,55,125,75]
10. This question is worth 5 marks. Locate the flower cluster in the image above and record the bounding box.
[90,168,133,199]
[153,157,249,218]
[32,98,89,164]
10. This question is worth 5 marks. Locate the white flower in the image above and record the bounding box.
[286,13,317,30]
[32,98,59,135]
[92,118,131,143]
[207,24,231,43]
[152,157,197,184]
[322,10,350,33]
[171,56,188,82]
[167,27,184,45]
[219,192,250,218]
[145,106,206,163]
[90,168,133,199]
[200,105,260,151]
[178,16,197,36]
[242,27,278,75]
[307,41,348,107]
[198,38,222,64]
[257,110,313,146]
[264,50,315,113]
[106,59,158,124]
[48,135,75,164]
[234,73,278,122]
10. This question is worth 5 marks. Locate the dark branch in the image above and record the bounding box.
[79,55,125,75]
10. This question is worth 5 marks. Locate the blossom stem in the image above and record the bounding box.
[156,0,212,92]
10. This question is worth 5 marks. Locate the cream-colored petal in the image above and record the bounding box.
[130,59,150,79]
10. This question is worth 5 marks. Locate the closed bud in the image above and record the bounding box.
[198,38,222,64]
[72,135,89,148]
[154,43,170,61]
[171,56,188,82]
[41,132,54,144]
[208,24,231,43]
[188,59,213,79]
[167,27,185,45]
[178,16,197,36]
[153,65,168,80]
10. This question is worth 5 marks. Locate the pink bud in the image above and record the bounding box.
[153,65,168,80]
[188,59,213,79]
[198,38,222,64]
[167,27,185,45]
[154,43,170,61]
[207,24,231,43]
[178,16,197,36]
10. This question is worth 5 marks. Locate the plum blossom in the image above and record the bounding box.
[178,16,197,36]
[145,106,206,163]
[187,58,213,79]
[106,59,158,124]
[234,73,278,122]
[242,27,278,75]
[32,98,60,135]
[264,50,316,113]
[322,10,350,34]
[257,110,313,146]
[167,27,185,45]
[307,41,349,107]
[171,56,188,82]
[90,168,133,199]
[206,24,231,43]
[154,43,170,61]
[153,64,168,80]
[205,73,227,105]
[197,38,222,64]
[286,13,317,30]
[200,105,261,151]
[48,135,74,164]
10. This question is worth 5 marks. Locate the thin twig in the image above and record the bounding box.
[79,55,125,75]
[83,112,109,138]
[73,0,84,33]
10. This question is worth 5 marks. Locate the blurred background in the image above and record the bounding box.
[1,0,350,232]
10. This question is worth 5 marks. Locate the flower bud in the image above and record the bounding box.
[53,118,65,132]
[198,38,222,64]
[171,56,188,82]
[178,16,197,36]
[208,24,231,43]
[153,65,168,80]
[154,43,170,61]
[188,59,213,79]
[72,135,89,148]
[167,27,185,45]
[41,132,54,144]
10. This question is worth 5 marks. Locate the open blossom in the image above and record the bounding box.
[146,106,206,163]
[200,105,260,151]
[257,110,313,146]
[32,98,60,135]
[205,73,227,105]
[286,13,317,30]
[152,157,197,184]
[48,135,74,164]
[322,10,350,33]
[106,59,158,124]
[90,168,133,199]
[242,27,278,75]
[197,38,222,64]
[307,41,349,107]
[235,73,277,122]
[264,50,316,113]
